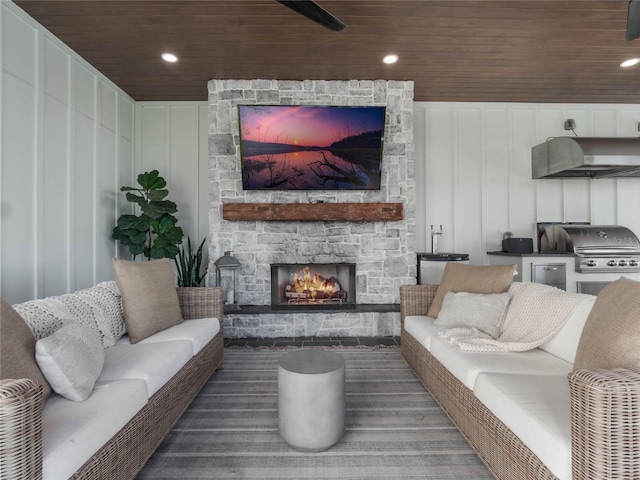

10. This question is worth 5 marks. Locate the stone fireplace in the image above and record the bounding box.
[207,79,416,338]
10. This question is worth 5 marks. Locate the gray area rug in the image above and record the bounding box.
[137,348,493,479]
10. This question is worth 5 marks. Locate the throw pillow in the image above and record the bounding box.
[12,297,75,340]
[0,298,52,401]
[427,263,517,318]
[68,281,126,347]
[35,322,104,401]
[433,291,510,338]
[573,277,640,370]
[85,281,127,341]
[113,258,183,344]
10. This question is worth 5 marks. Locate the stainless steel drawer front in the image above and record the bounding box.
[532,263,567,290]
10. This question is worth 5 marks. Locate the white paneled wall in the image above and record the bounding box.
[0,2,135,303]
[414,102,640,264]
[4,0,640,303]
[134,103,210,274]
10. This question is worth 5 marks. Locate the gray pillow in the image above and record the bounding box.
[35,322,104,402]
[433,291,510,338]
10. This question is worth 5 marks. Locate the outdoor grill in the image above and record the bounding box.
[540,224,640,273]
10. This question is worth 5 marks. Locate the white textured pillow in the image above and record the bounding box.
[74,281,126,346]
[433,291,510,338]
[13,297,75,340]
[35,322,105,402]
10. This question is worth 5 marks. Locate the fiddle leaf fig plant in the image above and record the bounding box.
[112,170,184,260]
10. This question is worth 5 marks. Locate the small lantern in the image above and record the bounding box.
[215,251,241,311]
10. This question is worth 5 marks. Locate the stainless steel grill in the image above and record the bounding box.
[540,225,640,273]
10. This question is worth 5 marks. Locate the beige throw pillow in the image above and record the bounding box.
[573,277,640,370]
[113,258,183,344]
[427,263,517,318]
[1,298,52,401]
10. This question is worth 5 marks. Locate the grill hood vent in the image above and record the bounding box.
[532,137,640,179]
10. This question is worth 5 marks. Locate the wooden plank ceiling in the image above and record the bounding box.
[13,0,640,103]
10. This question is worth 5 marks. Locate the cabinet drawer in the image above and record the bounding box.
[532,263,566,289]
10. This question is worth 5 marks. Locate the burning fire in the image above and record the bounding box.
[288,266,340,298]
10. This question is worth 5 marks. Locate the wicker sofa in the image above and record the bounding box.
[0,283,224,480]
[400,283,640,480]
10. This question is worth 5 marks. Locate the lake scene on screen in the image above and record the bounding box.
[238,105,385,190]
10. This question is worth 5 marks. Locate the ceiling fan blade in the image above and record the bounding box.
[277,1,346,32]
[626,0,640,41]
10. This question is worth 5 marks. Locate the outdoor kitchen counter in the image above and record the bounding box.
[488,253,574,290]
[487,251,576,257]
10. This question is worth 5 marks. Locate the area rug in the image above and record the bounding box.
[137,348,493,479]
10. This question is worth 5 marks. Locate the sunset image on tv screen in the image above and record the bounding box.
[238,105,385,190]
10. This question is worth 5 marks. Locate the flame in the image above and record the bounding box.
[290,266,339,294]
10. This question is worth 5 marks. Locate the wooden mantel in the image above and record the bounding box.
[222,202,403,222]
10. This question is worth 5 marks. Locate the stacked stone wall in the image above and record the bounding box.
[207,79,415,337]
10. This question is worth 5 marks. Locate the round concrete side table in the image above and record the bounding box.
[277,350,346,452]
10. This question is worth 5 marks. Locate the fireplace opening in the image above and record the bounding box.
[271,263,356,310]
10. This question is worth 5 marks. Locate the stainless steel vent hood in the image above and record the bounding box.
[532,137,640,179]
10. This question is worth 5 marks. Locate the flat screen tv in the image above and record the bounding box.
[238,105,386,190]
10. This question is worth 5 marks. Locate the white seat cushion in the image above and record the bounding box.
[430,335,572,390]
[98,340,192,398]
[41,379,147,480]
[474,373,572,480]
[115,317,220,355]
[404,315,447,351]
[539,295,596,364]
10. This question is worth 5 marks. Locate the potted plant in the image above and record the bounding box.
[174,236,222,319]
[112,170,183,260]
[175,236,207,287]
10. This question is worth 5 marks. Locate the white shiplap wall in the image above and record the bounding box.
[414,102,640,264]
[134,102,211,274]
[0,2,135,304]
[4,0,640,303]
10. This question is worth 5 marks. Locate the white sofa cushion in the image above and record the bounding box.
[98,340,192,398]
[474,373,572,480]
[404,315,448,351]
[115,317,220,355]
[539,295,596,364]
[429,335,572,390]
[41,379,147,480]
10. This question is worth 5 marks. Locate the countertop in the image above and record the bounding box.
[487,251,576,257]
[417,252,470,261]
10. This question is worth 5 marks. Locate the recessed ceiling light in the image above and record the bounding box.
[383,54,399,65]
[620,57,640,68]
[161,53,178,63]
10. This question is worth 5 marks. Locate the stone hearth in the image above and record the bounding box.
[206,79,416,338]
